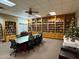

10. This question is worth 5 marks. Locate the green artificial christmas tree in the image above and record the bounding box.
[65,17,79,42]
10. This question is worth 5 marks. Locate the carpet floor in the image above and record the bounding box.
[0,38,63,59]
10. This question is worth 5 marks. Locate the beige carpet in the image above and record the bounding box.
[0,38,63,59]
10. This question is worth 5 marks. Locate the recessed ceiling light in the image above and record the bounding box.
[0,0,16,7]
[35,14,41,17]
[48,12,56,15]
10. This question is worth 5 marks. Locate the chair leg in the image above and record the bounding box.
[10,50,17,57]
[10,53,12,56]
[14,53,16,57]
[10,51,14,56]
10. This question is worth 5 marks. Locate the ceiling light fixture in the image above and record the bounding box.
[35,14,41,17]
[48,12,56,15]
[0,0,16,7]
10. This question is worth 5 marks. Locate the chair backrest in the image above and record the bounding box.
[10,40,17,49]
[20,31,28,37]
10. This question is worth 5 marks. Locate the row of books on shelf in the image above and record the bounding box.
[31,30,64,33]
[0,23,3,39]
[29,28,64,32]
[5,26,16,28]
[28,30,63,33]
[31,27,58,28]
[30,24,64,26]
[32,21,64,24]
[31,27,64,29]
[5,22,15,24]
[5,27,16,29]
[5,30,16,32]
[29,27,64,30]
[32,19,64,22]
[31,24,64,26]
[32,28,64,30]
[5,33,16,35]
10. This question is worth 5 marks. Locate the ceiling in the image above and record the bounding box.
[0,0,79,18]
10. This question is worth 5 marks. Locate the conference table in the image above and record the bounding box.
[15,34,39,44]
[15,35,29,44]
[10,34,42,57]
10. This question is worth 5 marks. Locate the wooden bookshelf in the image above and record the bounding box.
[0,23,3,40]
[48,23,55,32]
[28,13,75,39]
[28,19,32,31]
[64,14,75,32]
[5,21,16,41]
[47,16,56,32]
[36,18,42,32]
[5,21,16,35]
[42,23,47,32]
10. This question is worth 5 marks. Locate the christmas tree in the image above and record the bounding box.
[65,17,79,42]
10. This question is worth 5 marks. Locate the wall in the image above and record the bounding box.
[0,13,18,40]
[0,14,29,34]
[0,13,28,40]
[0,13,18,29]
[0,16,4,29]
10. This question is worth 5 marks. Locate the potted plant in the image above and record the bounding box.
[65,17,79,42]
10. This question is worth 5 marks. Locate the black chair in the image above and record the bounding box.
[35,35,40,45]
[20,31,28,37]
[10,40,18,57]
[27,33,43,51]
[35,34,42,46]
[10,40,29,56]
[19,43,28,52]
[27,36,35,50]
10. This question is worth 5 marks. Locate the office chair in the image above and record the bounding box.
[19,42,28,52]
[10,40,18,57]
[38,33,43,44]
[35,34,42,46]
[20,31,28,37]
[28,37,33,49]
